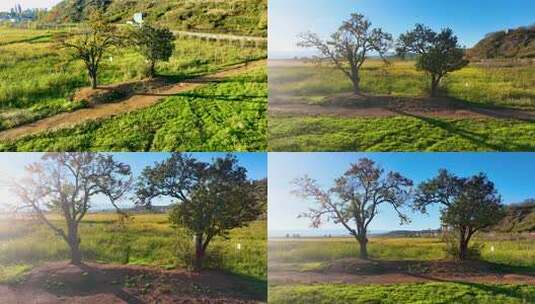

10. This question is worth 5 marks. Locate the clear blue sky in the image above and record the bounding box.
[269,0,535,58]
[0,153,267,211]
[0,0,62,11]
[269,153,535,235]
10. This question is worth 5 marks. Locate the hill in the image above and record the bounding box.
[45,0,267,37]
[493,200,535,233]
[468,25,535,60]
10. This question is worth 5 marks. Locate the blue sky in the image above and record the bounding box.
[0,153,267,211]
[0,0,62,11]
[269,0,535,58]
[269,153,535,235]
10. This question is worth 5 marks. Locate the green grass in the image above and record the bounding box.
[269,116,535,151]
[0,28,266,132]
[269,237,535,269]
[0,66,267,151]
[0,213,266,283]
[270,61,535,110]
[269,283,535,304]
[269,60,535,151]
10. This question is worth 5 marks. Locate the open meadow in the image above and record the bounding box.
[0,27,267,151]
[269,60,535,151]
[0,213,267,302]
[268,236,535,303]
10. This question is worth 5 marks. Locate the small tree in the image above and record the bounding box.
[135,153,264,271]
[59,10,116,89]
[397,24,469,96]
[293,158,412,259]
[127,24,175,78]
[414,170,506,260]
[12,153,132,265]
[298,13,392,95]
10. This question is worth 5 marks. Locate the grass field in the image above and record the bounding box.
[269,236,535,304]
[0,28,266,146]
[269,237,535,270]
[268,60,535,151]
[0,66,267,151]
[269,282,535,304]
[0,27,267,151]
[0,213,267,285]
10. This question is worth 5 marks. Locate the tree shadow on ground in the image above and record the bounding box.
[15,262,265,303]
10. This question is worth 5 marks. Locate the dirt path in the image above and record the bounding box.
[0,60,265,142]
[269,271,535,286]
[269,259,535,286]
[269,94,535,121]
[0,262,266,304]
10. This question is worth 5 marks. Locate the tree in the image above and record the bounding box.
[293,158,412,259]
[135,153,264,271]
[59,10,116,89]
[397,24,469,97]
[12,153,132,265]
[298,13,392,95]
[414,170,506,260]
[127,24,175,78]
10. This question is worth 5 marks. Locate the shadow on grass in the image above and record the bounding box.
[392,109,535,151]
[0,34,52,46]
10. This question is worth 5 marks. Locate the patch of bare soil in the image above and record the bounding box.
[269,258,535,286]
[269,93,535,121]
[0,60,266,142]
[0,262,266,304]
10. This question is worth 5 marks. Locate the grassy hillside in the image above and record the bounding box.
[468,25,535,59]
[494,201,535,233]
[46,0,267,37]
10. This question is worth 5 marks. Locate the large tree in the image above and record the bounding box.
[298,13,392,95]
[293,158,412,259]
[59,9,117,89]
[397,24,469,97]
[135,153,264,270]
[414,170,506,260]
[127,24,175,78]
[12,153,132,265]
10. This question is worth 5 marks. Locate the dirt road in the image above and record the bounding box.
[0,60,265,142]
[0,262,266,304]
[269,94,535,121]
[269,259,535,286]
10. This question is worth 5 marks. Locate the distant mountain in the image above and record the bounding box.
[492,200,535,233]
[468,25,535,60]
[45,0,267,37]
[381,229,441,238]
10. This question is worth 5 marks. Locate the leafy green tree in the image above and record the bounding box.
[298,13,392,95]
[397,24,469,96]
[135,153,264,270]
[127,24,176,78]
[12,153,132,265]
[59,10,117,89]
[293,158,412,259]
[414,170,506,260]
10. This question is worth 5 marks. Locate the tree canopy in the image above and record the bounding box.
[135,153,264,270]
[414,170,505,260]
[397,24,468,96]
[298,13,392,95]
[293,158,412,259]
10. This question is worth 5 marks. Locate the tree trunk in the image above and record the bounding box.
[430,75,441,97]
[351,74,361,95]
[149,60,156,78]
[194,234,205,271]
[67,222,82,265]
[89,69,98,89]
[357,235,368,259]
[458,239,468,261]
